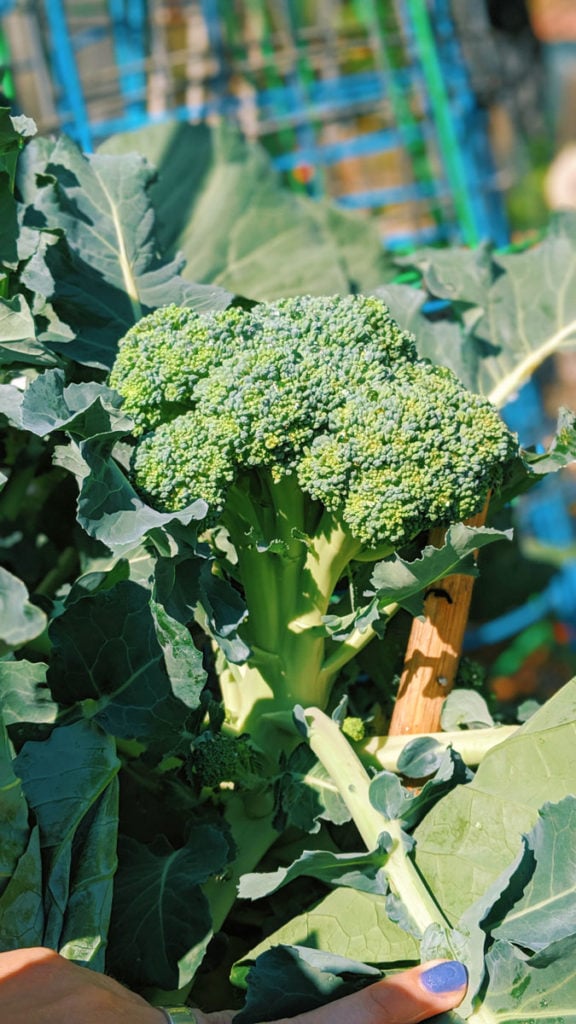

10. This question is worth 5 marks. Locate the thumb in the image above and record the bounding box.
[276,959,468,1024]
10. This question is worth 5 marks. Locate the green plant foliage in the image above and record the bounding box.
[378,216,576,407]
[99,120,395,300]
[0,714,119,969]
[235,690,576,1022]
[367,524,512,618]
[415,681,576,923]
[231,887,420,986]
[0,107,575,1024]
[108,828,235,990]
[0,661,56,726]
[233,946,382,1024]
[0,566,47,652]
[479,934,576,1023]
[16,134,231,370]
[491,797,576,950]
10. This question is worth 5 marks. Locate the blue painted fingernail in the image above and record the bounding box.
[420,961,468,994]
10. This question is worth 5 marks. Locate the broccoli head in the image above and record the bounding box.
[187,731,265,791]
[110,295,517,551]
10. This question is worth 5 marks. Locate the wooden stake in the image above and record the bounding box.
[388,500,490,736]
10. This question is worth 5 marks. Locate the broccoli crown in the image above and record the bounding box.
[187,731,264,790]
[110,296,518,548]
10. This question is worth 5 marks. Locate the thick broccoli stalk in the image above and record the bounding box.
[110,296,517,750]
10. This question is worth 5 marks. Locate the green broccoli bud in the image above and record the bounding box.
[341,716,366,742]
[187,731,265,791]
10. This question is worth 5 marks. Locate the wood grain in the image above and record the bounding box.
[388,501,489,736]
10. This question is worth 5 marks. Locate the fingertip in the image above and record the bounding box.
[419,960,468,998]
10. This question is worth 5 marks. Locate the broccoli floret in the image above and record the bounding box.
[188,731,265,791]
[110,296,518,740]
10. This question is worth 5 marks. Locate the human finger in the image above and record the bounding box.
[0,947,164,1024]
[266,959,468,1024]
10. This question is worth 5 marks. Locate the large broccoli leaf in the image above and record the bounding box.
[0,661,57,727]
[99,120,394,300]
[17,133,232,368]
[46,581,201,751]
[382,215,576,407]
[233,946,382,1024]
[477,936,576,1024]
[414,678,576,922]
[0,566,47,653]
[490,796,576,951]
[0,294,54,367]
[0,714,120,969]
[107,828,235,991]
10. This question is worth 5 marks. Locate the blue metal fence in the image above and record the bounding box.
[1,0,509,248]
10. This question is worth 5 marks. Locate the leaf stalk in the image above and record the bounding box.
[303,706,451,936]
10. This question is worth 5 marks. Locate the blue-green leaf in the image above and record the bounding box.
[47,581,193,748]
[0,712,31,901]
[414,678,576,923]
[233,945,381,1024]
[0,827,44,951]
[54,437,207,555]
[397,736,445,779]
[0,295,53,367]
[0,661,57,725]
[0,566,47,652]
[154,554,250,665]
[440,690,495,731]
[480,935,576,1023]
[21,368,133,438]
[14,720,120,969]
[239,843,390,902]
[108,827,233,990]
[18,134,232,368]
[99,120,393,301]
[368,524,511,614]
[150,597,207,710]
[492,796,576,951]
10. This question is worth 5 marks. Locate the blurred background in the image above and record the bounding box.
[2,0,574,247]
[1,0,575,709]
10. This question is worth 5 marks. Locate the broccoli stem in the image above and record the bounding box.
[303,706,451,936]
[201,791,279,933]
[217,472,369,746]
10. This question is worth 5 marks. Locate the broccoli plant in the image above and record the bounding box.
[110,296,517,744]
[3,104,576,1020]
[106,295,527,941]
[4,111,576,1018]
